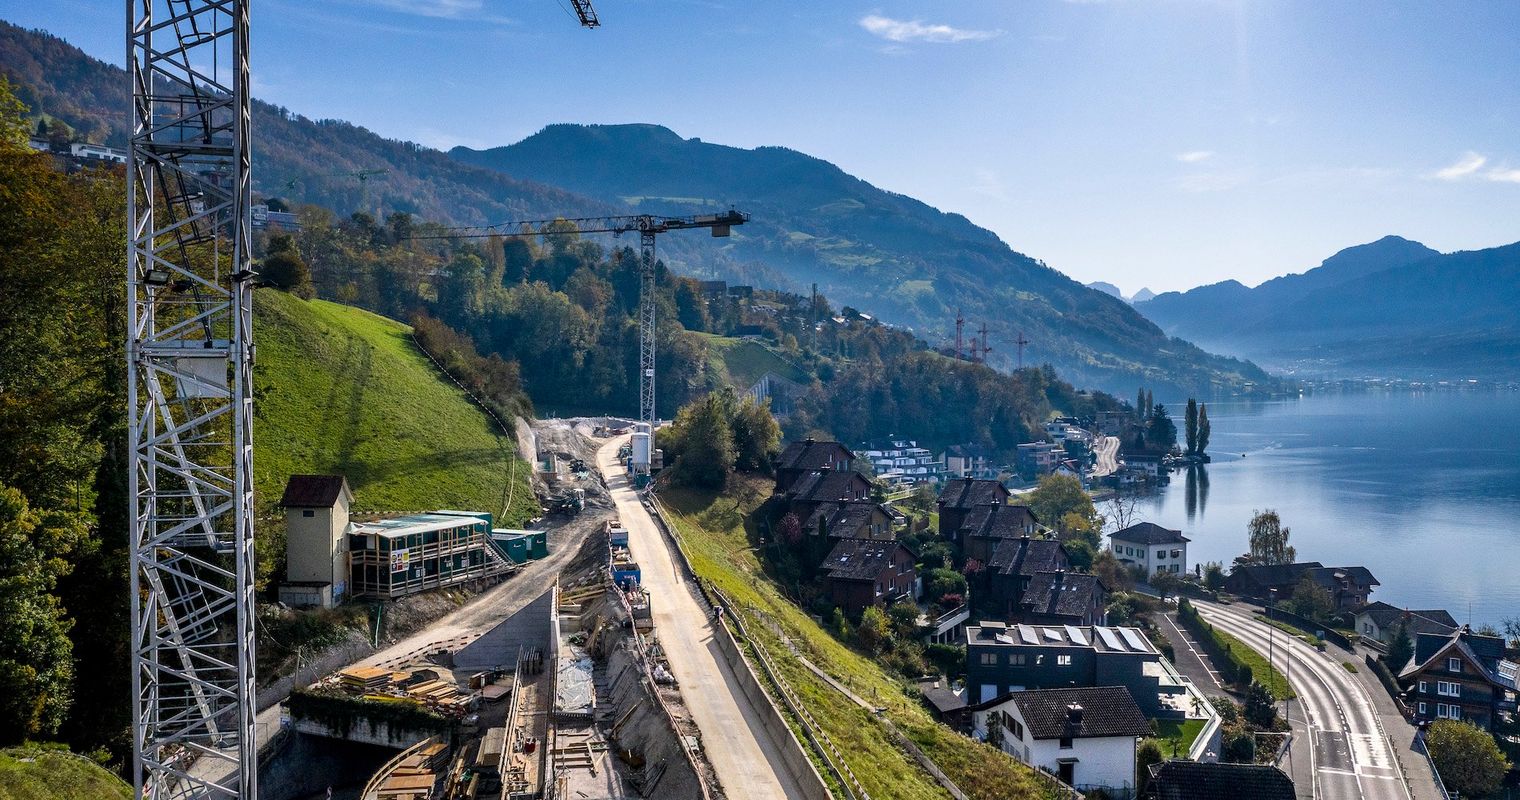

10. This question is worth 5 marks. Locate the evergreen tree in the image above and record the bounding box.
[1144,388,1153,418]
[1185,398,1199,455]
[1387,619,1414,671]
[1197,403,1211,456]
[1136,387,1147,418]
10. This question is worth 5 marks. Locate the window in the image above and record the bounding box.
[302,509,315,518]
[1418,702,1427,714]
[1437,681,1461,698]
[1059,736,1073,749]
[1155,550,1167,560]
[1171,549,1182,558]
[1010,654,1027,666]
[1448,657,1462,673]
[980,653,997,665]
[1056,654,1072,666]
[1418,680,1428,693]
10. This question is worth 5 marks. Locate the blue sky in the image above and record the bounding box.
[7,0,1520,293]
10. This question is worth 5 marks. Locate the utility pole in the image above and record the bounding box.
[1015,330,1030,370]
[954,309,965,361]
[977,322,992,364]
[128,2,256,797]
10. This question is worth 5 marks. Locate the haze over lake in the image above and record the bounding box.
[1142,390,1520,627]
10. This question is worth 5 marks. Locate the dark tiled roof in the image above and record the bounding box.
[918,681,966,714]
[1108,522,1188,545]
[1022,571,1105,618]
[788,470,870,503]
[991,686,1150,740]
[279,475,351,508]
[1403,627,1516,688]
[1358,602,1457,636]
[1229,561,1324,589]
[776,439,853,472]
[1306,565,1380,589]
[1145,761,1295,800]
[937,478,1009,510]
[804,501,885,538]
[986,537,1066,577]
[958,504,1038,540]
[820,538,906,582]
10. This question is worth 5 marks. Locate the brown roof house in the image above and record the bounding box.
[1399,625,1518,731]
[774,439,854,492]
[819,538,918,616]
[1020,571,1109,628]
[937,478,1011,540]
[277,474,355,608]
[976,536,1069,618]
[958,503,1040,564]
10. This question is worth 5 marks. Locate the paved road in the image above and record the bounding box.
[596,437,803,800]
[1090,435,1120,478]
[1198,602,1415,800]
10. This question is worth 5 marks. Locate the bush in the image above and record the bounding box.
[1244,681,1277,729]
[1136,739,1163,792]
[1425,720,1511,799]
[925,567,968,599]
[925,644,965,677]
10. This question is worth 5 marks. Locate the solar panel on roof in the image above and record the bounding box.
[1096,627,1125,651]
[1043,627,1063,642]
[1019,625,1038,644]
[1119,627,1150,652]
[1066,626,1088,646]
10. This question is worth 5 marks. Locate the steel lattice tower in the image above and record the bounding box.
[127,0,257,797]
[639,231,658,428]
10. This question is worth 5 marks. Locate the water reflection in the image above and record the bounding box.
[1183,465,1210,521]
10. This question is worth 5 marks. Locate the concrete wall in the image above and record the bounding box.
[257,731,395,800]
[292,716,432,749]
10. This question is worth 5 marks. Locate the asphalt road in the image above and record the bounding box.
[596,437,804,800]
[1197,601,1414,800]
[1091,435,1120,478]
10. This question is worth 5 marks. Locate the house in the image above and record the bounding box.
[783,470,874,520]
[1399,626,1518,731]
[937,478,1011,540]
[68,142,128,163]
[1044,417,1081,440]
[1143,761,1295,800]
[1303,566,1380,610]
[774,439,854,491]
[1121,453,1162,478]
[970,686,1150,793]
[957,503,1040,563]
[819,537,918,616]
[1021,572,1109,628]
[964,622,1189,716]
[1016,442,1065,476]
[1108,522,1190,578]
[801,500,894,541]
[857,438,941,484]
[918,679,969,729]
[978,536,1069,618]
[1354,602,1457,647]
[943,443,996,480]
[1225,562,1379,610]
[278,474,355,608]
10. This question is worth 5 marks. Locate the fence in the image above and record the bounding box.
[1263,605,1354,650]
[1414,728,1454,800]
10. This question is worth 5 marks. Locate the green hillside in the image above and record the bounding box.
[698,334,810,389]
[254,291,536,580]
[0,747,132,800]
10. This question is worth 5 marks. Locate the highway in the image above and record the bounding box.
[596,437,805,800]
[1197,602,1414,800]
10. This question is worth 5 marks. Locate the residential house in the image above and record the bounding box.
[918,679,969,729]
[1021,572,1109,628]
[69,142,128,163]
[1121,453,1162,478]
[774,439,854,492]
[801,500,894,541]
[1108,523,1190,578]
[1017,442,1065,476]
[1399,626,1518,731]
[1225,562,1380,610]
[964,622,1189,716]
[783,469,873,522]
[858,438,942,484]
[277,474,355,608]
[1354,602,1457,648]
[977,536,1069,617]
[957,503,1040,564]
[819,537,918,616]
[1143,761,1295,800]
[937,478,1012,540]
[943,443,996,480]
[970,686,1150,793]
[1044,417,1081,440]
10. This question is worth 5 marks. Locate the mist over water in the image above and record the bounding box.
[1140,391,1520,627]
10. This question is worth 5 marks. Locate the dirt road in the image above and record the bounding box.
[596,437,805,800]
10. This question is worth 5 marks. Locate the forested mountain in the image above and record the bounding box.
[0,19,1274,397]
[452,124,1273,396]
[1135,236,1520,379]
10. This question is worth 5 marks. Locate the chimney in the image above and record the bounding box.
[1066,704,1084,724]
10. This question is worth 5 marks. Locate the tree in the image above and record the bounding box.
[730,395,781,472]
[1386,619,1414,671]
[0,483,89,743]
[1286,576,1334,622]
[1136,739,1163,792]
[1029,473,1096,532]
[0,78,28,149]
[856,606,892,654]
[1093,550,1133,593]
[1197,404,1211,456]
[1203,561,1226,591]
[926,567,968,599]
[1424,719,1511,799]
[1147,404,1178,451]
[887,602,921,639]
[1144,389,1154,418]
[1243,681,1277,729]
[260,248,313,296]
[777,512,802,546]
[1063,538,1096,572]
[1502,615,1520,649]
[1101,493,1142,533]
[1135,387,1147,420]
[1246,509,1295,565]
[1150,569,1180,599]
[1185,398,1199,455]
[670,394,737,489]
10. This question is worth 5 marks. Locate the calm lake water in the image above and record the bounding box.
[1140,391,1520,627]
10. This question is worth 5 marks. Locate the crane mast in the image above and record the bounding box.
[414,211,749,445]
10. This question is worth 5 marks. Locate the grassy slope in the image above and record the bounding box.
[661,476,1058,800]
[254,291,536,524]
[696,333,810,389]
[0,748,132,800]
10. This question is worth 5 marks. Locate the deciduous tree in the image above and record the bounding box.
[1029,473,1096,532]
[1247,509,1295,565]
[1425,720,1510,799]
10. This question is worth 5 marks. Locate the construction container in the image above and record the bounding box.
[631,432,652,469]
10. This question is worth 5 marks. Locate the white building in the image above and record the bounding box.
[68,142,128,163]
[971,686,1151,794]
[1108,522,1190,577]
[858,438,941,483]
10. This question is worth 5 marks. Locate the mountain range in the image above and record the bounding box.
[1135,235,1520,380]
[1,18,1273,397]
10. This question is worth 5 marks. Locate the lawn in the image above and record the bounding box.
[660,476,1061,800]
[696,333,810,388]
[1256,615,1324,647]
[1210,625,1297,700]
[1152,718,1206,758]
[0,747,132,799]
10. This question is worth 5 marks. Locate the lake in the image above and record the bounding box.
[1138,390,1520,628]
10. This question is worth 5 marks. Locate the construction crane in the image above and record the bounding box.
[569,0,600,27]
[125,3,598,799]
[412,211,749,468]
[1015,330,1030,370]
[975,322,992,364]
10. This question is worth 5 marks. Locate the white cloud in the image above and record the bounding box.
[1175,150,1214,164]
[1487,167,1520,184]
[361,0,512,23]
[1433,151,1487,181]
[858,14,1003,44]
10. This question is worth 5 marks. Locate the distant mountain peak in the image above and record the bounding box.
[1130,287,1156,304]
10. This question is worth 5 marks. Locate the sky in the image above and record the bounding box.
[7,0,1520,294]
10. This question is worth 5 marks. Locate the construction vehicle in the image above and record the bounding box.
[546,488,585,516]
